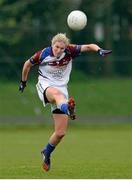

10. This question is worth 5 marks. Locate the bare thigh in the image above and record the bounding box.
[49,114,68,145]
[46,87,67,105]
[53,114,68,134]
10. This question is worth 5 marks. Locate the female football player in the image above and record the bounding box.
[19,33,112,171]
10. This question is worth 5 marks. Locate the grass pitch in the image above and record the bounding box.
[0,123,132,179]
[0,78,132,117]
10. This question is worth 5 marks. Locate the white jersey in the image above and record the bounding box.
[30,45,81,87]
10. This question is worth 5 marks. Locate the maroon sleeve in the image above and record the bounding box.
[68,45,81,58]
[29,50,42,65]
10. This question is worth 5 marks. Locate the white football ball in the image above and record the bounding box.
[67,10,87,31]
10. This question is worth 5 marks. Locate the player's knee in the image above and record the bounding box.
[55,131,66,139]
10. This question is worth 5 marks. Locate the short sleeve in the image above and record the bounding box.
[68,45,81,58]
[29,50,42,65]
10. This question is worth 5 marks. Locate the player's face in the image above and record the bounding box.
[52,41,66,58]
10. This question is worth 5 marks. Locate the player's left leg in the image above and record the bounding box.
[45,87,76,119]
[41,113,68,171]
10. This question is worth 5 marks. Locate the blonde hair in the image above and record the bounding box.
[51,33,70,46]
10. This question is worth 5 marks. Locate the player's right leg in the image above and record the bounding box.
[41,113,68,171]
[41,87,76,171]
[37,85,76,171]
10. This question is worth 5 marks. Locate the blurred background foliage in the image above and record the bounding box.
[0,0,132,119]
[0,0,132,81]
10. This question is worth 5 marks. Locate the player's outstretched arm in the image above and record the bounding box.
[81,44,112,57]
[19,60,32,93]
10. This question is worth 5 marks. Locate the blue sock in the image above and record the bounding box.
[44,143,55,158]
[60,103,68,115]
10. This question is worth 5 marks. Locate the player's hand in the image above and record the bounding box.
[19,80,27,93]
[98,49,112,57]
